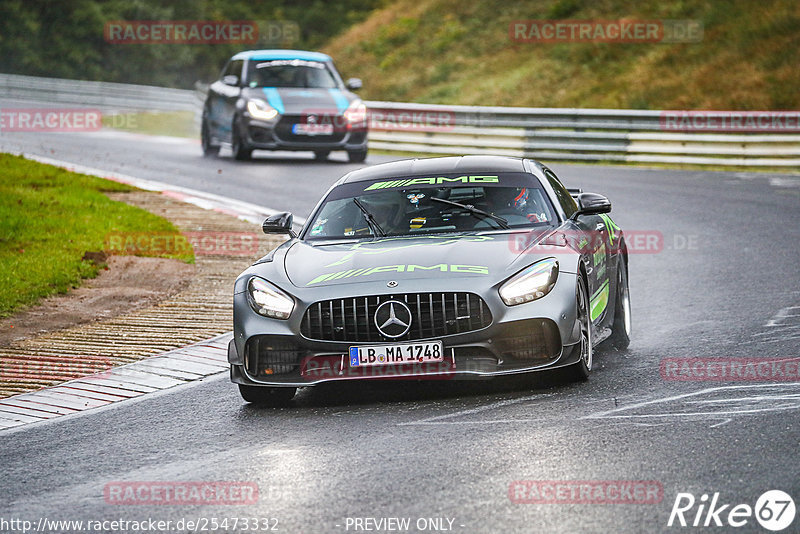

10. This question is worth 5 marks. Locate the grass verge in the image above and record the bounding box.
[102,110,198,138]
[0,153,193,318]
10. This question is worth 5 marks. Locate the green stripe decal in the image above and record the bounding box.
[590,280,609,321]
[598,213,620,245]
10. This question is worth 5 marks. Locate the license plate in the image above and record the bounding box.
[292,123,334,135]
[349,341,443,367]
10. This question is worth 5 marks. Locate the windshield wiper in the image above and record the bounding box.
[429,197,510,229]
[353,198,386,237]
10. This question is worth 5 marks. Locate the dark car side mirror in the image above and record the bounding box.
[262,212,296,237]
[345,78,363,91]
[573,192,612,217]
[222,74,239,86]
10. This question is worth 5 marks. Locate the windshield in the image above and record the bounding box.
[305,173,557,240]
[246,59,338,88]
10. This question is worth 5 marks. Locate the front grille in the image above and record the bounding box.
[300,292,492,342]
[274,115,346,143]
[245,336,303,376]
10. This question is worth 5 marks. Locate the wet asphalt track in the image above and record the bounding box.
[1,129,799,533]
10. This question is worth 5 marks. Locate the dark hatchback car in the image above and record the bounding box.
[201,50,368,162]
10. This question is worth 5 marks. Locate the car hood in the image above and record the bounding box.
[284,233,551,288]
[243,86,353,116]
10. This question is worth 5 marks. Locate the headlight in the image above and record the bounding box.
[499,258,559,306]
[343,99,367,126]
[246,99,279,121]
[247,277,294,319]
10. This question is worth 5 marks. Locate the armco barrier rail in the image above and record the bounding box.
[0,73,200,113]
[365,101,800,168]
[2,73,797,168]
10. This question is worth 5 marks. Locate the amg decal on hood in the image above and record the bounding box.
[307,264,490,286]
[324,234,495,268]
[364,175,499,191]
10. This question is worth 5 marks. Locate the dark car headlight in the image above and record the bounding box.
[246,99,279,121]
[499,258,559,306]
[247,277,294,319]
[343,99,367,127]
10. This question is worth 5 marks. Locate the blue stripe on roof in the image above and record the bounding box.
[233,49,331,62]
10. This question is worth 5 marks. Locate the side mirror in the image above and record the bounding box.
[573,192,611,217]
[222,75,239,86]
[262,212,296,237]
[345,78,362,91]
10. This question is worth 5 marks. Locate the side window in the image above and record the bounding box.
[222,60,244,83]
[543,168,578,219]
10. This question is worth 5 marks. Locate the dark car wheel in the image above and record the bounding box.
[201,118,220,157]
[231,118,253,161]
[238,385,296,405]
[314,150,330,161]
[607,256,631,349]
[348,149,367,163]
[568,275,593,381]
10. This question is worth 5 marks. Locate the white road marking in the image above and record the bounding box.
[397,393,557,426]
[583,383,800,421]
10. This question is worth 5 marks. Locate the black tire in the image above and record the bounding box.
[238,385,296,405]
[347,149,367,163]
[607,256,631,349]
[201,118,220,157]
[314,150,330,161]
[567,275,593,382]
[231,118,252,161]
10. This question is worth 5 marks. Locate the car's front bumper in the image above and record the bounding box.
[230,274,582,387]
[243,114,367,151]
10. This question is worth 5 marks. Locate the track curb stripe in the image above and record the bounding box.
[0,332,232,431]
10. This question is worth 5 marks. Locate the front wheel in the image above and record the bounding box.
[567,275,593,381]
[347,149,367,163]
[607,256,631,349]
[314,150,330,161]
[231,119,252,161]
[238,385,296,405]
[201,118,220,157]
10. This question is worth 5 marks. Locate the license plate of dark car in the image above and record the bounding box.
[292,123,334,135]
[348,341,444,367]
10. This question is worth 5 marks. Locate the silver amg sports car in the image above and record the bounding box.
[229,156,631,404]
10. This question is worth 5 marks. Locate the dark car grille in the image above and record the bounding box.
[245,336,303,376]
[274,115,346,143]
[300,292,492,343]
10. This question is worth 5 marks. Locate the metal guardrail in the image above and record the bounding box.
[0,73,200,113]
[2,73,797,168]
[364,101,800,168]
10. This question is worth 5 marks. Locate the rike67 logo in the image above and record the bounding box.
[668,490,796,531]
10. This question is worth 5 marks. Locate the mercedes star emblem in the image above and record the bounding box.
[374,300,412,338]
[387,280,398,288]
